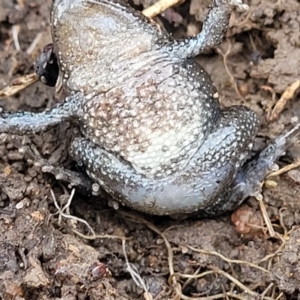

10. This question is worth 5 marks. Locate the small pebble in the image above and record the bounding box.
[291,116,299,124]
[265,179,278,188]
[16,201,24,209]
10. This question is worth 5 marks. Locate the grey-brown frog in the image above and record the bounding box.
[1,0,299,216]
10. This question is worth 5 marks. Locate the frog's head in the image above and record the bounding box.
[51,0,166,39]
[50,0,168,93]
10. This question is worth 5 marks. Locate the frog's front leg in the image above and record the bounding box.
[173,0,248,58]
[0,93,83,135]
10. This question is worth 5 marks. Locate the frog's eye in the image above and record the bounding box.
[34,43,59,87]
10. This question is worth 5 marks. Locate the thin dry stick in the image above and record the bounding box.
[50,188,96,236]
[217,41,244,99]
[269,80,300,122]
[261,283,274,299]
[267,159,300,178]
[118,211,176,282]
[174,277,277,300]
[210,266,259,297]
[175,270,214,280]
[175,291,237,300]
[261,85,277,103]
[26,32,43,54]
[50,188,133,241]
[180,267,201,290]
[122,239,151,299]
[142,0,182,18]
[183,245,270,274]
[278,207,289,238]
[224,286,230,300]
[72,229,132,241]
[12,25,21,51]
[235,7,254,29]
[274,231,288,244]
[254,243,285,265]
[0,73,38,99]
[255,193,275,238]
[275,292,284,300]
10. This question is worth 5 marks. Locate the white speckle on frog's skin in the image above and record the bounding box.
[2,0,297,217]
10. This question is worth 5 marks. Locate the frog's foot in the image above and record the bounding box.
[42,165,93,193]
[34,43,59,87]
[0,93,83,135]
[203,123,300,216]
[173,0,248,58]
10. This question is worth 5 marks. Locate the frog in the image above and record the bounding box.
[0,0,299,216]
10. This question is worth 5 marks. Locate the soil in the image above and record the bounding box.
[1,0,300,299]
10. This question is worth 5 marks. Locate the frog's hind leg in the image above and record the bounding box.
[0,92,83,135]
[185,105,259,210]
[69,137,216,216]
[69,106,260,217]
[203,122,300,216]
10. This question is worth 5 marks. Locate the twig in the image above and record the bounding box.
[142,0,183,18]
[235,7,254,30]
[217,41,244,99]
[26,32,43,54]
[261,85,278,119]
[275,292,284,300]
[255,193,275,237]
[12,25,21,51]
[269,80,300,122]
[267,159,300,178]
[210,266,259,297]
[261,283,274,299]
[253,242,285,265]
[261,85,277,103]
[182,245,270,274]
[0,73,38,99]
[50,188,96,236]
[122,239,152,299]
[71,229,131,241]
[180,267,201,290]
[174,268,215,279]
